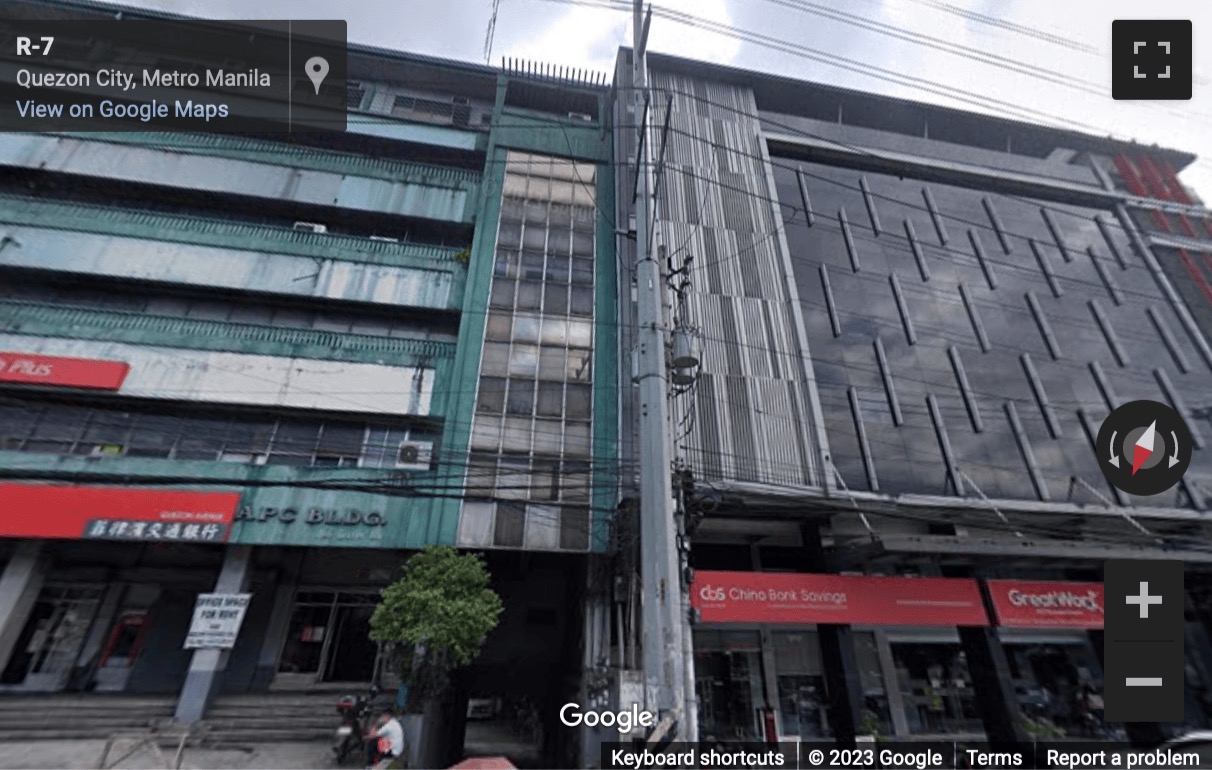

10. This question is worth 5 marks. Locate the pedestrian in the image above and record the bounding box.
[364,707,406,769]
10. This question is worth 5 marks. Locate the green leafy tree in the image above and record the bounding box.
[370,546,503,710]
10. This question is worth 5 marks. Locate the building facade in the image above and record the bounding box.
[608,50,1212,748]
[0,2,615,766]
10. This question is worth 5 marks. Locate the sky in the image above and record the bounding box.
[92,0,1212,198]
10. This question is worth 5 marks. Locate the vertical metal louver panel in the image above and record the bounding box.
[647,72,823,488]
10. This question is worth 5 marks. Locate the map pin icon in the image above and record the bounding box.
[305,56,329,95]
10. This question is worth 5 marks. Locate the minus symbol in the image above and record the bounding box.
[1126,677,1163,687]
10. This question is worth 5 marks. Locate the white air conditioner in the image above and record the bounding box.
[568,112,593,122]
[395,441,433,470]
[369,236,400,243]
[293,222,328,234]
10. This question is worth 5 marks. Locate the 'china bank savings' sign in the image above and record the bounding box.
[691,571,990,627]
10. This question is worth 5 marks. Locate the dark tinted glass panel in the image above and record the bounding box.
[494,503,526,547]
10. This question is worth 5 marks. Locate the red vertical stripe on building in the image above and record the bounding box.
[1116,153,1212,309]
[1179,249,1212,306]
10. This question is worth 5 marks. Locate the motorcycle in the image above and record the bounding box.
[333,683,382,765]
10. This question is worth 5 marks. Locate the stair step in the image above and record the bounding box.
[0,718,165,728]
[201,729,333,743]
[0,698,175,711]
[203,718,338,730]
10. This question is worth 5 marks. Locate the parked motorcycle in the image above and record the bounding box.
[333,683,382,765]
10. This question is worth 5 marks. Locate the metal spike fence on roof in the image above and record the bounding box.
[501,57,607,88]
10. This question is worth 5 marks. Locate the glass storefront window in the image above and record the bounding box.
[854,631,893,737]
[891,643,983,736]
[694,631,764,741]
[1003,640,1124,740]
[279,603,332,674]
[773,631,830,739]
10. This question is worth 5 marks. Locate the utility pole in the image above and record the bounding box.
[632,0,689,738]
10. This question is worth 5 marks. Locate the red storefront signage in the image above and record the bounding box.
[0,484,240,543]
[691,571,989,627]
[0,352,130,390]
[986,580,1104,629]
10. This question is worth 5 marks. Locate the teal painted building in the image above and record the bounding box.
[0,4,616,762]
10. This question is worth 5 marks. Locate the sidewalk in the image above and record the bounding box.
[0,739,338,770]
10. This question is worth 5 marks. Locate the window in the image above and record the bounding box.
[495,248,520,277]
[0,405,37,450]
[26,407,87,454]
[175,416,224,461]
[512,315,541,344]
[498,222,522,249]
[471,149,601,550]
[465,453,497,497]
[539,347,568,381]
[509,345,539,377]
[517,281,543,311]
[506,379,536,416]
[523,225,547,252]
[0,401,425,470]
[494,502,526,547]
[481,342,511,376]
[566,384,593,420]
[567,319,593,349]
[545,284,569,315]
[490,280,516,310]
[571,257,594,285]
[536,382,564,417]
[546,255,571,283]
[570,286,594,316]
[521,251,546,280]
[486,311,512,340]
[496,455,531,501]
[317,425,364,465]
[477,377,507,415]
[125,415,182,458]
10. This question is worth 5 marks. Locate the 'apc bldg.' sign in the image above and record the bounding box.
[234,506,389,527]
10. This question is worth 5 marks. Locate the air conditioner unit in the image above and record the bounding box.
[369,236,400,243]
[293,222,328,234]
[395,441,433,470]
[568,112,593,122]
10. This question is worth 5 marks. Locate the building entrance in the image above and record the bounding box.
[0,585,104,691]
[275,590,382,687]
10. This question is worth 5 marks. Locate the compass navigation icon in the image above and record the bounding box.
[1097,400,1193,496]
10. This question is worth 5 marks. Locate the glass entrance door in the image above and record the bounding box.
[0,586,103,691]
[276,590,381,687]
[325,604,378,682]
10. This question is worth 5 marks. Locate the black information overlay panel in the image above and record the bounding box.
[1104,559,1185,723]
[0,18,347,133]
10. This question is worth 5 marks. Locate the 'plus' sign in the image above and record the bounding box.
[1126,581,1163,619]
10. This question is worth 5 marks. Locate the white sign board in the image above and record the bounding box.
[183,593,251,649]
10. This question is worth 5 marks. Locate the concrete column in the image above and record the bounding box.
[251,581,295,689]
[874,630,910,737]
[942,567,1028,747]
[174,545,253,723]
[801,522,862,746]
[0,541,49,675]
